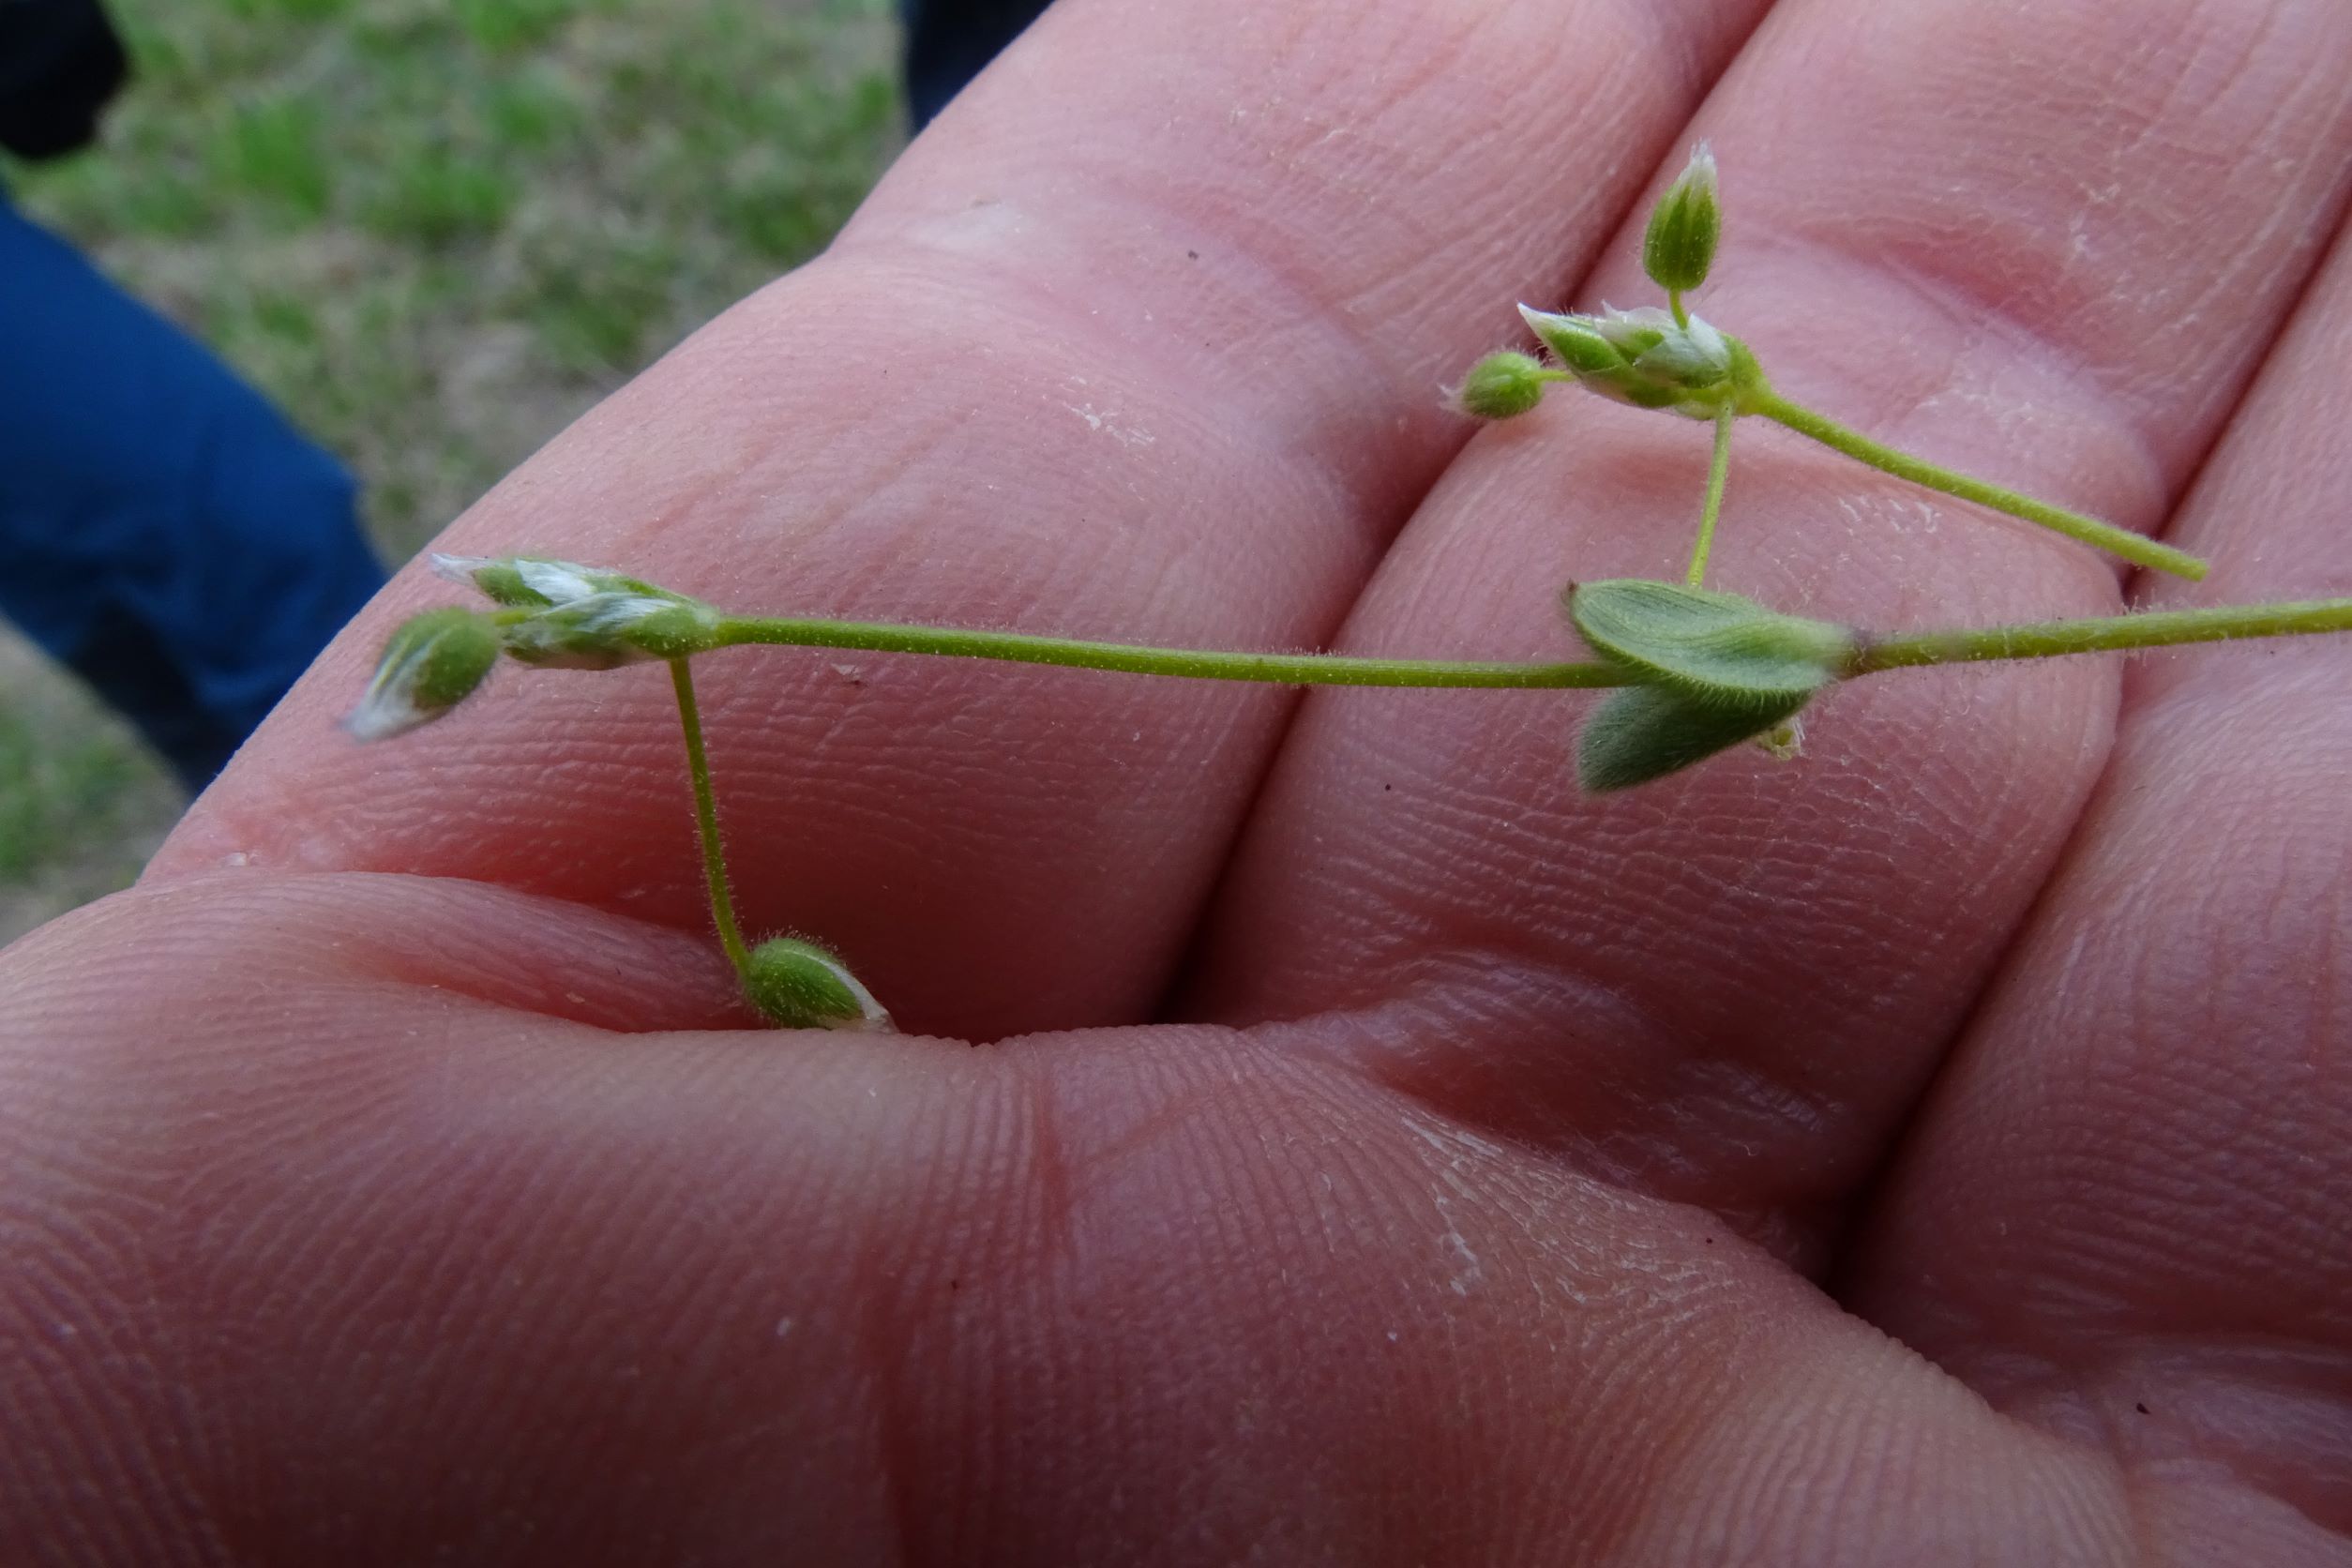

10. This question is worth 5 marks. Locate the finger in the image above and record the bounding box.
[149,0,1770,1040]
[1182,0,2352,1259]
[1842,214,2352,1530]
[1,879,2160,1565]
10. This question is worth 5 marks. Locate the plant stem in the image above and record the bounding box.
[713,617,1633,688]
[670,656,752,981]
[1685,405,1735,587]
[1849,596,2352,675]
[705,596,2352,689]
[1744,387,2209,582]
[1668,289,1690,330]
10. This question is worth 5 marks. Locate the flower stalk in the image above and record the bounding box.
[1686,406,1735,587]
[711,616,1627,688]
[1740,387,2209,582]
[669,656,753,982]
[689,597,2352,689]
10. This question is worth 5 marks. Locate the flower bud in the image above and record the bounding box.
[344,608,503,742]
[432,553,683,611]
[500,590,723,669]
[744,937,894,1032]
[1642,143,1720,294]
[1449,350,1550,419]
[1515,304,1745,417]
[433,555,721,668]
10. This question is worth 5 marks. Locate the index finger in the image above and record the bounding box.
[152,0,1771,1037]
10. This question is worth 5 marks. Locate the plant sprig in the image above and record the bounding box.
[1456,146,2208,583]
[346,148,2342,1028]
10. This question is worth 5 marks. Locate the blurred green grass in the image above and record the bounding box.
[0,0,904,944]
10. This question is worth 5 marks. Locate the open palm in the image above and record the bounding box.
[8,0,2352,1560]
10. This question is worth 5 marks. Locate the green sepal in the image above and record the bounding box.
[1518,307,1625,375]
[471,561,548,607]
[1722,335,1768,409]
[1619,382,1686,411]
[1577,684,1809,792]
[1567,580,1852,713]
[619,603,724,660]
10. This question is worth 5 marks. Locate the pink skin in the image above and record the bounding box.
[7,0,2352,1560]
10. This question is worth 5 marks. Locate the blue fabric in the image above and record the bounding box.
[0,189,384,788]
[898,0,1052,129]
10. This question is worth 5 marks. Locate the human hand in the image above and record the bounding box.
[7,0,2352,1560]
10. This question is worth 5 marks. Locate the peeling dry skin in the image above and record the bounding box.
[8,0,2352,1561]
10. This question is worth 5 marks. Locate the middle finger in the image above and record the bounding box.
[1184,0,2352,1261]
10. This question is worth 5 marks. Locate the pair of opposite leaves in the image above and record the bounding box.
[1569,580,1852,792]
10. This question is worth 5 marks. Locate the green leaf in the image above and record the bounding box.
[1567,580,1851,712]
[1576,684,1809,792]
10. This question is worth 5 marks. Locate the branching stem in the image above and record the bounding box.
[706,597,2352,690]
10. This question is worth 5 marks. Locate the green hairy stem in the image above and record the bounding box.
[1745,388,2209,582]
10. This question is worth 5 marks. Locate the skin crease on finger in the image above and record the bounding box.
[3,1,2352,1565]
[1844,214,2352,1540]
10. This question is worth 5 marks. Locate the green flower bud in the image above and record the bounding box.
[437,556,723,669]
[1449,350,1549,419]
[1642,143,1720,294]
[344,607,503,742]
[433,553,696,609]
[1513,305,1745,418]
[501,591,723,669]
[744,936,894,1032]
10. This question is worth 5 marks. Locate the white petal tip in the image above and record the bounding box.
[340,700,432,743]
[429,552,495,585]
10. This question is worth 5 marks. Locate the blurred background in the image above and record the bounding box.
[0,0,918,943]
